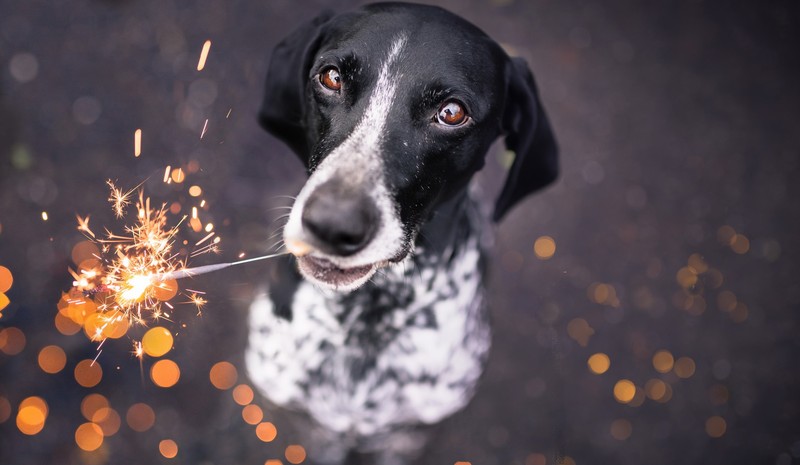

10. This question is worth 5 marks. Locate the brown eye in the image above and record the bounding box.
[436,101,468,126]
[319,67,342,92]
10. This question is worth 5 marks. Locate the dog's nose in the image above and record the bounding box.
[301,181,380,256]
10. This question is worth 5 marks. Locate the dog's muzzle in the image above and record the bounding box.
[300,179,381,257]
[284,179,387,290]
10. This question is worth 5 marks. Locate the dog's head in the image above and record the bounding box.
[260,3,558,291]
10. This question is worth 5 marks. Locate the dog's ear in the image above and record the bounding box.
[493,57,559,222]
[259,11,334,162]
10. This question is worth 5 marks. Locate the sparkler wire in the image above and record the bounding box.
[156,252,288,281]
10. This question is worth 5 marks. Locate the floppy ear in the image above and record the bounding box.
[259,11,334,163]
[493,57,559,222]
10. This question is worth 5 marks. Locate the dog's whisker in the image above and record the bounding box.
[266,229,285,242]
[271,194,298,202]
[267,205,294,213]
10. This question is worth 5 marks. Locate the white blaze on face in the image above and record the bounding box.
[283,36,408,287]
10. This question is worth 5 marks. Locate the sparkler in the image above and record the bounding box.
[65,180,285,351]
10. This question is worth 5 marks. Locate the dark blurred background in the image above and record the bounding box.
[1,0,799,464]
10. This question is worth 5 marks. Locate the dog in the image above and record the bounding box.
[245,3,558,464]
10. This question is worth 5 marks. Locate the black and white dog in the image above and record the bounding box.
[246,3,558,464]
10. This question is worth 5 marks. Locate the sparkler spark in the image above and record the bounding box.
[197,40,212,71]
[76,214,95,238]
[106,180,135,218]
[134,128,142,157]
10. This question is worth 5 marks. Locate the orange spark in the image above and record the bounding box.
[134,129,142,157]
[76,214,95,238]
[197,40,211,71]
[106,180,134,218]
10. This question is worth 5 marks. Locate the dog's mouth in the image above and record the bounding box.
[296,255,378,290]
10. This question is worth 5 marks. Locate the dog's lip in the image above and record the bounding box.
[297,255,377,288]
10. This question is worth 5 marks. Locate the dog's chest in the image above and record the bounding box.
[246,230,489,436]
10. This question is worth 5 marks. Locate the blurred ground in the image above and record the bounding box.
[1,0,799,464]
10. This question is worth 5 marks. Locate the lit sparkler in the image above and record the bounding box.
[65,180,285,352]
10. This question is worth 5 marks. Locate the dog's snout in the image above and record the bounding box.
[301,181,380,256]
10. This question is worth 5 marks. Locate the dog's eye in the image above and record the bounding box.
[436,101,468,126]
[319,67,342,92]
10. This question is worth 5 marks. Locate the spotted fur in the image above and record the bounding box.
[246,194,489,461]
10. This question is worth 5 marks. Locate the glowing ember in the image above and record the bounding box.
[134,128,142,157]
[197,40,212,71]
[107,180,135,218]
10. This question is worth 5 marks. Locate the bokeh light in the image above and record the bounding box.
[674,357,696,379]
[81,394,109,421]
[153,279,179,301]
[652,350,674,374]
[74,359,103,388]
[16,397,48,435]
[610,418,632,440]
[613,379,636,404]
[142,327,173,357]
[533,236,556,260]
[100,312,129,339]
[705,416,727,438]
[709,384,729,405]
[587,353,611,374]
[209,361,238,390]
[0,265,12,313]
[71,241,100,268]
[587,282,620,307]
[93,407,121,436]
[75,422,104,451]
[242,404,264,425]
[126,403,155,432]
[0,396,11,423]
[38,345,67,374]
[0,327,26,355]
[0,265,13,293]
[285,445,306,464]
[256,422,277,442]
[159,439,179,458]
[150,359,180,388]
[645,379,672,403]
[730,234,750,254]
[567,318,594,347]
[233,384,255,406]
[55,312,82,335]
[171,168,185,183]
